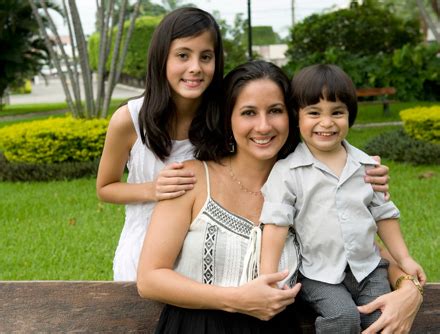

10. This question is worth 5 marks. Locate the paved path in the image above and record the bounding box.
[8,76,143,105]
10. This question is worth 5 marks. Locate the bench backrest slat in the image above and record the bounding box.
[0,281,438,333]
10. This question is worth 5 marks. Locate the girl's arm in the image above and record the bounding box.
[358,246,423,334]
[377,219,426,285]
[137,168,300,320]
[96,106,195,204]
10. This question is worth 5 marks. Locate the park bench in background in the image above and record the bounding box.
[356,87,396,114]
[0,281,438,333]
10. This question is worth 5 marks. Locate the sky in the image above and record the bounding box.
[54,0,350,38]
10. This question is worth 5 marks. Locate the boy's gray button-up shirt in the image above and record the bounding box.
[260,141,400,284]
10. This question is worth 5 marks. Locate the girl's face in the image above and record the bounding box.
[231,79,289,164]
[166,30,215,107]
[298,98,349,156]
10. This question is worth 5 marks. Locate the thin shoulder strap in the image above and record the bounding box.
[202,161,211,197]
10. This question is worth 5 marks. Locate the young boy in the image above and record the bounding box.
[260,64,426,333]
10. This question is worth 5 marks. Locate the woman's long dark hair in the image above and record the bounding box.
[195,60,299,162]
[138,7,224,160]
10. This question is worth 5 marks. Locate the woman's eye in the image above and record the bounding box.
[269,108,283,114]
[241,110,255,116]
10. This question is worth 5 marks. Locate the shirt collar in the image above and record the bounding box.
[289,140,377,169]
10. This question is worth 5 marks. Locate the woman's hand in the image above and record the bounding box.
[233,271,301,321]
[155,162,196,200]
[358,280,422,333]
[366,156,390,199]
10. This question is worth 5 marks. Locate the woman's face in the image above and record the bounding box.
[231,78,289,163]
[166,30,216,107]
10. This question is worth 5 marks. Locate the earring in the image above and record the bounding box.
[228,137,235,153]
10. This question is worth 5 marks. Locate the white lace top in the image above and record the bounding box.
[113,97,195,281]
[174,162,300,288]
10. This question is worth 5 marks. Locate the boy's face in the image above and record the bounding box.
[298,98,349,156]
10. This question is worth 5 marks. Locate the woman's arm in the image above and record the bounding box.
[96,106,195,204]
[358,246,423,334]
[137,166,300,320]
[366,156,390,196]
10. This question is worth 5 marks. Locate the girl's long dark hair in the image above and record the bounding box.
[195,60,299,162]
[138,7,224,160]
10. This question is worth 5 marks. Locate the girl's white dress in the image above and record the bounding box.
[113,97,195,281]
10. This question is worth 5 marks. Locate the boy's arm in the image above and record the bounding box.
[260,224,289,275]
[377,219,426,285]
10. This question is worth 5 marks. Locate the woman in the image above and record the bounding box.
[137,61,422,333]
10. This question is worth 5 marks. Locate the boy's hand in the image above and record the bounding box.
[399,257,427,286]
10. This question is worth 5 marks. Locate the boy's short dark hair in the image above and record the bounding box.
[291,64,358,127]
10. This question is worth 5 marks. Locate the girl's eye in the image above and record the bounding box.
[201,54,214,62]
[306,111,319,116]
[177,53,188,60]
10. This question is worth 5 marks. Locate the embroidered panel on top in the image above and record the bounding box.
[203,199,254,239]
[203,222,218,284]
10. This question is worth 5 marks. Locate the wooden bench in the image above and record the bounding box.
[356,87,396,114]
[1,281,439,333]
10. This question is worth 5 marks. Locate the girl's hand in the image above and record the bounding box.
[366,156,390,199]
[155,162,196,201]
[234,271,301,321]
[358,280,422,334]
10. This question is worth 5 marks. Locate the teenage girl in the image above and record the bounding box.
[97,8,389,281]
[96,7,224,281]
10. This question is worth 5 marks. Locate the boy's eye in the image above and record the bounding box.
[333,110,348,116]
[306,111,319,116]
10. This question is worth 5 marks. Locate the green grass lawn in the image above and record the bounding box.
[0,178,124,280]
[0,102,439,281]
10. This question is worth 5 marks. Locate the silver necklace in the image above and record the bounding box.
[228,159,262,197]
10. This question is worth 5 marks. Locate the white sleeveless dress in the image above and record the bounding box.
[113,97,195,281]
[174,161,300,288]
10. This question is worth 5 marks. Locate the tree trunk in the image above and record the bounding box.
[68,0,95,118]
[40,0,83,117]
[417,0,440,43]
[62,0,82,112]
[28,0,77,116]
[102,0,128,117]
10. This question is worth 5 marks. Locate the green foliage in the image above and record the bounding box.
[0,116,109,164]
[285,1,420,67]
[214,12,249,74]
[282,1,440,101]
[10,80,32,94]
[243,26,281,46]
[0,0,50,98]
[89,16,162,79]
[364,129,440,165]
[400,106,440,144]
[0,152,99,181]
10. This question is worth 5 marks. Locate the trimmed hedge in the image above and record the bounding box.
[400,106,440,144]
[0,116,109,164]
[0,152,99,181]
[364,129,440,165]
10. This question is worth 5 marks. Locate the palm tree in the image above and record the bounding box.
[161,0,195,12]
[0,0,60,103]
